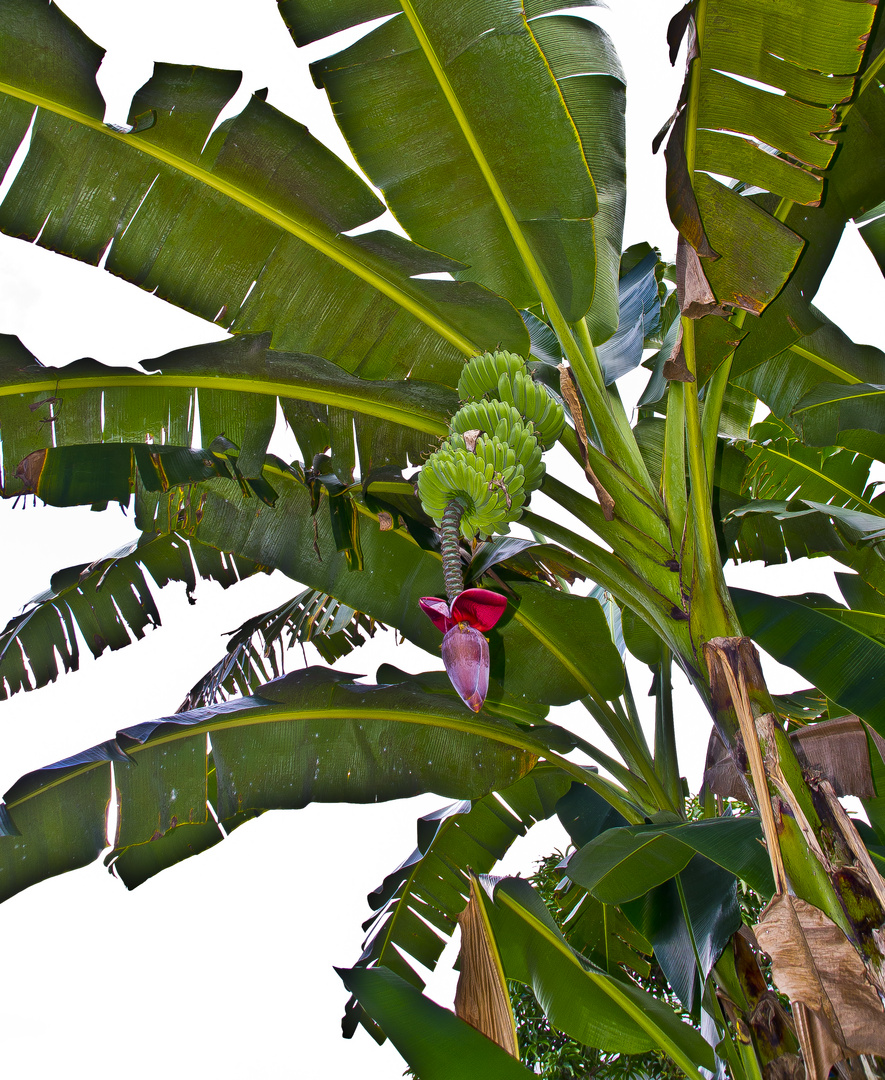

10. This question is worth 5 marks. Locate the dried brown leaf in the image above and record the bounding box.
[557,365,615,521]
[705,715,879,801]
[665,113,718,260]
[754,895,885,1080]
[662,321,694,383]
[676,236,732,319]
[455,878,519,1058]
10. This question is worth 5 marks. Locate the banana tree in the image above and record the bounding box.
[2,0,885,1075]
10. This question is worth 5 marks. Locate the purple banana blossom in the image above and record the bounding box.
[418,589,507,712]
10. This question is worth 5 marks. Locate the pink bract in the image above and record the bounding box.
[418,588,506,634]
[441,624,490,713]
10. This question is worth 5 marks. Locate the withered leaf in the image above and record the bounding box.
[557,365,615,521]
[455,878,519,1058]
[754,895,885,1080]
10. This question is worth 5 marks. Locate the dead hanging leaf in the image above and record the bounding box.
[665,111,719,261]
[13,448,47,494]
[666,2,693,65]
[791,716,878,800]
[754,895,885,1080]
[454,878,519,1059]
[676,236,732,320]
[661,321,695,383]
[557,365,615,521]
[704,715,880,801]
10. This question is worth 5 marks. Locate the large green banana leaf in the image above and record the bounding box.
[343,762,572,1039]
[285,0,625,340]
[0,330,456,497]
[0,0,528,381]
[726,498,885,595]
[714,414,885,588]
[732,417,877,512]
[790,382,885,461]
[0,667,591,902]
[135,465,627,707]
[666,0,874,318]
[669,0,883,392]
[732,586,885,737]
[1,456,629,709]
[477,876,714,1076]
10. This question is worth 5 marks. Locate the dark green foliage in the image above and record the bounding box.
[508,855,689,1080]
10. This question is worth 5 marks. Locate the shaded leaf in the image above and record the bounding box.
[596,250,661,384]
[622,853,741,1015]
[339,966,534,1079]
[566,816,775,903]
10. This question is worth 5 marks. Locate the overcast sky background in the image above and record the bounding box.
[0,2,883,1077]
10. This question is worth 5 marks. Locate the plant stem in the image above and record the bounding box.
[519,510,677,639]
[441,498,466,603]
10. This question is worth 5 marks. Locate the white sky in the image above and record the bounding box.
[0,2,883,1077]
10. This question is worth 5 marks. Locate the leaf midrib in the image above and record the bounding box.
[6,700,643,820]
[0,80,477,357]
[492,888,708,1080]
[0,371,449,437]
[747,441,880,515]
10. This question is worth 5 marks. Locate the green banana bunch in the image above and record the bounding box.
[419,351,564,539]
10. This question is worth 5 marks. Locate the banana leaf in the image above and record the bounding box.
[0,333,457,496]
[621,853,741,1016]
[0,530,263,700]
[136,466,627,708]
[0,667,575,902]
[732,586,885,739]
[177,588,381,710]
[339,966,533,1078]
[0,0,528,381]
[343,763,572,1039]
[301,1,622,334]
[478,876,714,1075]
[565,816,774,905]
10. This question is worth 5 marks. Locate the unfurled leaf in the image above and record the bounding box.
[0,669,548,900]
[302,1,618,329]
[0,3,527,378]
